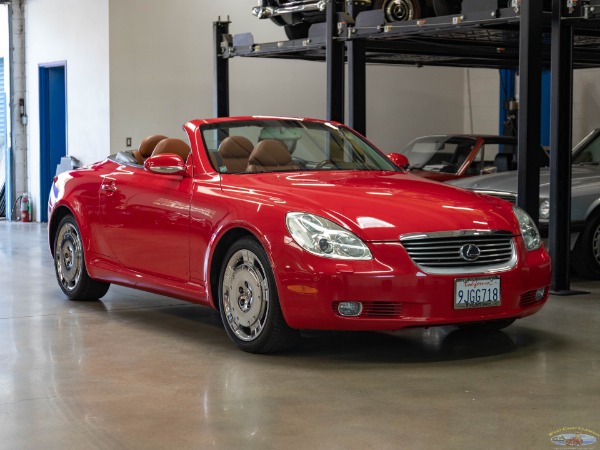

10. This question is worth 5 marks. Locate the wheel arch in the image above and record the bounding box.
[208,227,262,310]
[583,198,600,225]
[48,205,75,256]
[572,201,600,250]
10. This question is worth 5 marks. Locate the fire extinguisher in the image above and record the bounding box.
[20,193,31,222]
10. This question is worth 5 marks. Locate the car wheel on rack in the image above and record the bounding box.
[218,237,300,353]
[374,0,423,22]
[284,22,311,40]
[54,215,110,300]
[572,211,600,280]
[432,0,462,16]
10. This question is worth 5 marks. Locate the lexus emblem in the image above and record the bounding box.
[459,244,481,261]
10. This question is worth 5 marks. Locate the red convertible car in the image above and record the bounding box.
[48,116,551,353]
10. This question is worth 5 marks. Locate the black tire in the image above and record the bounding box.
[218,237,300,353]
[54,215,110,300]
[269,15,287,27]
[373,0,423,22]
[572,211,600,279]
[432,0,462,16]
[284,22,311,40]
[458,318,516,331]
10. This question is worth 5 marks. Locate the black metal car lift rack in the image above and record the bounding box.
[214,0,600,294]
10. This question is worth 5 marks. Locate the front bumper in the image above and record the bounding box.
[273,237,552,330]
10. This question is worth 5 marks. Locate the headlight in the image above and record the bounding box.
[513,206,542,251]
[539,198,550,221]
[286,212,372,260]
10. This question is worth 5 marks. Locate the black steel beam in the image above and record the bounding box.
[326,0,345,123]
[549,1,575,292]
[517,0,544,224]
[347,2,367,135]
[213,19,230,118]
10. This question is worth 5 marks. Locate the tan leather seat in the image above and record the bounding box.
[151,138,191,162]
[217,136,254,173]
[247,139,299,172]
[132,134,168,164]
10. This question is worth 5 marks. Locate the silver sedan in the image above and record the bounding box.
[449,129,600,279]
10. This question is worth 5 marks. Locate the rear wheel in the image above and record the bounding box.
[218,237,300,353]
[432,0,462,16]
[54,215,110,300]
[374,0,423,22]
[572,211,600,279]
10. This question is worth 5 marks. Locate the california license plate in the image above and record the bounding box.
[454,276,501,309]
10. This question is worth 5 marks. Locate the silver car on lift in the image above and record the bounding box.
[449,129,600,279]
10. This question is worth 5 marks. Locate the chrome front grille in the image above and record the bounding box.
[474,190,517,204]
[400,230,517,274]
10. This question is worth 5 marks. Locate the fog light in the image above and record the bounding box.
[535,288,546,301]
[338,301,363,317]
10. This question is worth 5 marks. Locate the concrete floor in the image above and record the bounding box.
[1,222,599,449]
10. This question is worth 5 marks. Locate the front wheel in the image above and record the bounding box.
[374,0,423,22]
[54,215,110,300]
[218,237,300,353]
[572,211,600,279]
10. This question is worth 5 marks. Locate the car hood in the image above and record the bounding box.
[448,165,600,197]
[224,171,519,241]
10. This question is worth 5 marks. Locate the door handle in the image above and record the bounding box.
[101,181,117,192]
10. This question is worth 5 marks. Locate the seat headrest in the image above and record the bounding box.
[139,134,168,158]
[218,136,254,158]
[151,138,191,162]
[248,139,292,167]
[494,153,512,172]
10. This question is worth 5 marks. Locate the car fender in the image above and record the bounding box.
[203,218,280,309]
[582,197,600,222]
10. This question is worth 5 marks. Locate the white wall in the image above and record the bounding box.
[108,0,465,154]
[25,0,109,220]
[464,67,600,147]
[573,68,600,144]
[463,69,500,135]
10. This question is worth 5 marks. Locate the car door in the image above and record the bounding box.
[100,165,192,282]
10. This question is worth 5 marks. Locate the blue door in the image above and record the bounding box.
[39,64,67,222]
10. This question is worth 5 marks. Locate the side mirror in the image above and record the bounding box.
[144,153,188,176]
[387,152,410,170]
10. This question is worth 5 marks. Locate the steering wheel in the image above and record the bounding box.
[440,160,457,173]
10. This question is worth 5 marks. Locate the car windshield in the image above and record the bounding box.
[401,136,518,175]
[573,130,600,165]
[401,136,478,173]
[200,119,399,174]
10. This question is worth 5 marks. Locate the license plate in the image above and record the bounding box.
[454,276,501,309]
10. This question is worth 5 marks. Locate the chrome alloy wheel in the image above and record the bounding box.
[55,221,83,293]
[383,0,416,21]
[221,249,270,342]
